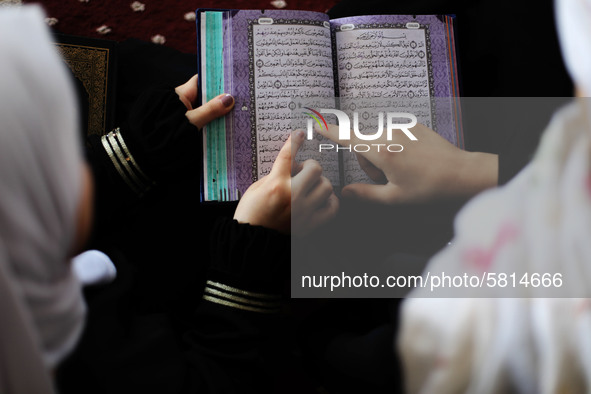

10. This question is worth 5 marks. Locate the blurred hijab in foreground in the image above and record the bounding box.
[556,0,591,97]
[399,0,591,393]
[0,5,86,393]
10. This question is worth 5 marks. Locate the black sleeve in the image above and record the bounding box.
[85,87,199,237]
[182,218,290,394]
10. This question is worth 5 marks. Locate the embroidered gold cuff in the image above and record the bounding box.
[101,128,154,196]
[202,280,281,313]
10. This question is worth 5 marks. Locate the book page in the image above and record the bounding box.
[335,25,432,113]
[249,18,335,179]
[332,17,433,185]
[199,10,338,200]
[329,15,460,186]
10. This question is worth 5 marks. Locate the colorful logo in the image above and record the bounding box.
[303,107,328,131]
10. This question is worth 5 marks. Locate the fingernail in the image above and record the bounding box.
[220,94,234,108]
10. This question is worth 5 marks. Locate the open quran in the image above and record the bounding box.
[197,9,461,202]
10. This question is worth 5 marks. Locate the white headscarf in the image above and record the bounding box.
[0,5,86,393]
[555,0,591,96]
[398,1,591,392]
[399,101,591,393]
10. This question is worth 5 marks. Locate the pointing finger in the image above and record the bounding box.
[291,129,306,175]
[270,134,294,177]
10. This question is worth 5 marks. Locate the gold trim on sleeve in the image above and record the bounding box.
[110,128,152,181]
[101,128,154,196]
[205,280,282,300]
[202,295,280,314]
[202,280,282,313]
[101,133,143,195]
[204,287,281,309]
[106,132,150,193]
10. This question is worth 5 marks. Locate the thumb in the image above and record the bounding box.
[186,93,235,129]
[175,74,199,109]
[342,182,404,204]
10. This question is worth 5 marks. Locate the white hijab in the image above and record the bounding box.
[556,0,591,97]
[398,1,591,393]
[0,5,86,393]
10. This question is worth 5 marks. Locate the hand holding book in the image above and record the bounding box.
[176,74,235,128]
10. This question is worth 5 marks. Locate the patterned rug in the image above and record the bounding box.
[21,0,339,54]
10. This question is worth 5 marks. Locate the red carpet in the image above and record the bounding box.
[24,0,339,54]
